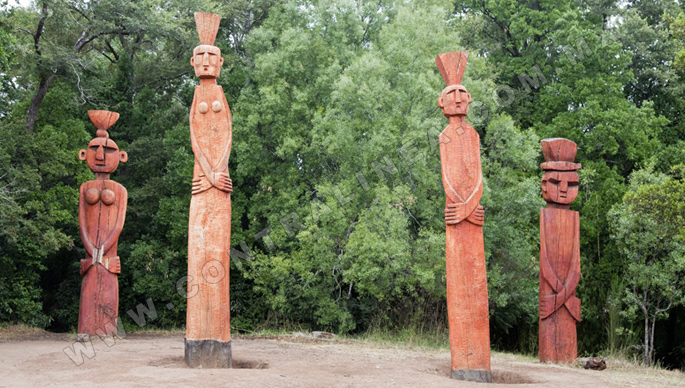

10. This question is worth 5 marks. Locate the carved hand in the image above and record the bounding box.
[105,256,121,274]
[79,259,93,276]
[539,294,557,319]
[466,204,485,226]
[214,172,233,193]
[445,203,465,225]
[192,174,212,195]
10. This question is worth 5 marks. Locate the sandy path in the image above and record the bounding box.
[1,334,683,387]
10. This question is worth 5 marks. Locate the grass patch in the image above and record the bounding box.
[346,326,451,350]
[0,323,48,341]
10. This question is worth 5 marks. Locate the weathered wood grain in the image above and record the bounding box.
[185,12,233,368]
[437,51,491,383]
[77,110,127,339]
[539,138,582,363]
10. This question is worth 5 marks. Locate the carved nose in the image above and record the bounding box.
[202,53,209,66]
[559,180,568,193]
[95,145,105,163]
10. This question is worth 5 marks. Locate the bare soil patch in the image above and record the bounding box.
[0,329,683,388]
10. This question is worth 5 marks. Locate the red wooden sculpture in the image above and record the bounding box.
[539,138,582,363]
[436,51,491,383]
[77,110,128,341]
[185,12,233,368]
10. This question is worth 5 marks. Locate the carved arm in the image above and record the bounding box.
[78,185,96,257]
[98,187,128,255]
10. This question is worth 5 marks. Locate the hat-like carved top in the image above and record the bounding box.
[436,51,469,86]
[88,110,120,138]
[541,138,581,171]
[195,12,221,46]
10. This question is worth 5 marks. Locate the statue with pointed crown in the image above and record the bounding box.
[436,51,491,383]
[185,12,233,368]
[538,138,582,363]
[77,110,128,341]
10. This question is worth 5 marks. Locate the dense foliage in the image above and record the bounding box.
[1,0,683,368]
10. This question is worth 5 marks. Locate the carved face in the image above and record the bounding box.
[541,171,579,205]
[439,89,471,117]
[79,137,128,173]
[191,45,223,79]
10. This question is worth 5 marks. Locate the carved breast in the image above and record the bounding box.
[191,85,231,168]
[85,188,116,206]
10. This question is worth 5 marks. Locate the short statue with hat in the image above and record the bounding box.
[77,110,128,341]
[539,138,582,363]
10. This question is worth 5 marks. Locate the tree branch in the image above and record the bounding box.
[16,27,35,39]
[33,3,49,56]
[74,30,131,52]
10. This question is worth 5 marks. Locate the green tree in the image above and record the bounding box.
[672,12,685,72]
[231,0,542,346]
[609,166,685,365]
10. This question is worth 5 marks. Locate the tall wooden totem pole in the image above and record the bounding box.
[185,12,234,368]
[436,51,491,383]
[539,138,581,363]
[77,110,128,340]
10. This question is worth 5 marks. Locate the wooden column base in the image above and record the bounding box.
[184,338,232,368]
[452,369,492,383]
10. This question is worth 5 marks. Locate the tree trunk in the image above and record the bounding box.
[25,74,55,132]
[650,314,657,366]
[644,313,650,365]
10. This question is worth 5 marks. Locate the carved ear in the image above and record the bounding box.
[119,151,128,163]
[467,93,472,103]
[220,56,224,66]
[190,56,195,67]
[438,97,444,108]
[79,149,87,161]
[541,181,547,193]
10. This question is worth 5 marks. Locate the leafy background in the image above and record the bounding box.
[1,0,684,368]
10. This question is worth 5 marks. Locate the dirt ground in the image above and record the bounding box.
[1,329,684,388]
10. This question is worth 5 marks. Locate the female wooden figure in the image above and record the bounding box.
[77,110,128,340]
[185,12,234,368]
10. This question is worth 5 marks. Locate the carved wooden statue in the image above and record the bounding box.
[539,138,582,363]
[436,51,491,383]
[77,110,128,340]
[185,12,233,368]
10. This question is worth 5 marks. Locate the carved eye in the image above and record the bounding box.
[89,146,98,152]
[104,147,117,155]
[548,178,560,184]
[568,181,579,187]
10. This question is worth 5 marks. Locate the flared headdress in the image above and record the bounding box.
[194,12,221,46]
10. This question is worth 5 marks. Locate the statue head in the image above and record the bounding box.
[192,45,223,79]
[540,138,581,206]
[438,84,471,117]
[541,170,579,204]
[192,13,223,79]
[79,110,128,174]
